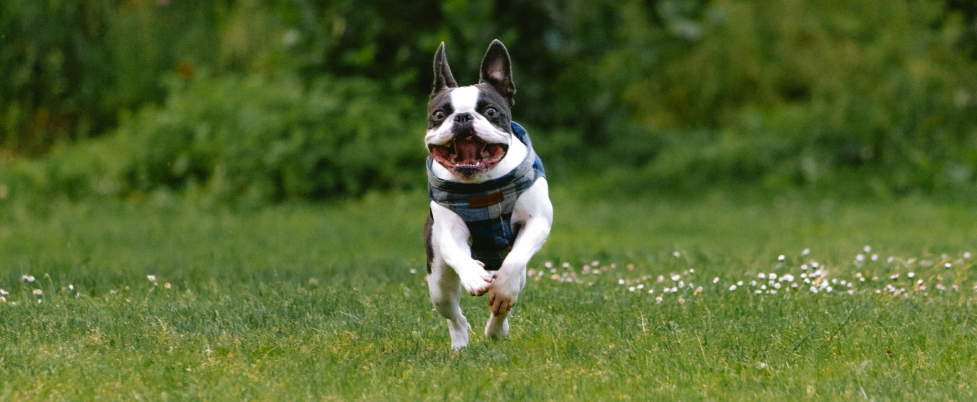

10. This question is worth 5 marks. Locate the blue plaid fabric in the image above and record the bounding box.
[427,122,546,270]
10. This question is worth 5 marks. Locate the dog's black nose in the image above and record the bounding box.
[454,113,473,124]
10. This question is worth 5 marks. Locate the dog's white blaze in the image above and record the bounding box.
[450,86,480,113]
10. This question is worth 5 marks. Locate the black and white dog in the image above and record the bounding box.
[423,40,553,349]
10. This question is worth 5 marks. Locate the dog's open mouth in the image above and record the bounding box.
[429,136,508,176]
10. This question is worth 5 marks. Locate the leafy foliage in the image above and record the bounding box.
[2,0,977,202]
[0,75,422,205]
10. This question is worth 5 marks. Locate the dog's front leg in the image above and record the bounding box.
[487,181,553,337]
[430,202,495,296]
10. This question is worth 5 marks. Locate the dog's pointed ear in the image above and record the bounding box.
[479,39,515,105]
[432,42,458,97]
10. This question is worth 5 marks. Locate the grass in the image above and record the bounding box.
[1,188,977,400]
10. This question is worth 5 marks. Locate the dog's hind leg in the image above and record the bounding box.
[484,312,509,339]
[428,253,471,350]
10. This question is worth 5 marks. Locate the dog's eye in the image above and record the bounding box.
[484,107,497,118]
[434,110,446,120]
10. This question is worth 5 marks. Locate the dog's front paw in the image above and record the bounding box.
[458,261,494,296]
[488,269,525,315]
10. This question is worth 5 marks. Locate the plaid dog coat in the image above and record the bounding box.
[427,122,546,270]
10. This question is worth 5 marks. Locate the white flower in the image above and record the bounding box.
[801,264,808,270]
[618,279,625,285]
[629,287,635,292]
[755,290,761,294]
[847,289,855,295]
[791,282,798,288]
[856,254,865,261]
[409,269,416,274]
[890,273,899,279]
[810,286,818,293]
[713,277,719,283]
[562,262,570,268]
[33,289,42,295]
[670,287,678,293]
[802,248,811,256]
[945,263,952,268]
[69,285,74,290]
[671,274,681,281]
[648,289,654,294]
[778,255,785,261]
[164,283,171,289]
[887,256,895,263]
[544,261,552,268]
[965,252,972,259]
[655,296,663,303]
[673,251,681,258]
[774,283,782,289]
[658,275,665,282]
[21,275,35,282]
[592,260,600,266]
[147,275,157,282]
[864,245,872,252]
[737,281,743,286]
[758,273,766,279]
[0,289,7,295]
[637,284,644,289]
[907,272,915,278]
[871,254,878,261]
[769,273,777,280]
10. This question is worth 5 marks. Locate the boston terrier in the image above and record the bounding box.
[423,40,553,350]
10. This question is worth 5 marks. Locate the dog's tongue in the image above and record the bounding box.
[453,136,482,164]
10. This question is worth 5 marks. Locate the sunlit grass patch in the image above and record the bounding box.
[0,190,976,400]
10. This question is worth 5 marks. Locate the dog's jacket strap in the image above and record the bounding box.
[427,122,546,270]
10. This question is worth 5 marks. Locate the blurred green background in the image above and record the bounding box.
[2,0,977,205]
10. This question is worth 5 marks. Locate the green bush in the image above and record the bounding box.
[3,0,977,202]
[589,0,977,193]
[0,75,423,206]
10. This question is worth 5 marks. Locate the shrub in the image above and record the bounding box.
[0,74,424,206]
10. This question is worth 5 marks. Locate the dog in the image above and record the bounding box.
[423,40,553,350]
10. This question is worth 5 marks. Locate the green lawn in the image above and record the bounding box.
[1,189,976,400]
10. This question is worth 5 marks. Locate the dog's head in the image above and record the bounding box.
[425,40,516,181]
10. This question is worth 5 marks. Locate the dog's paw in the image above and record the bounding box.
[447,316,471,350]
[458,263,494,296]
[488,270,524,315]
[485,314,509,339]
